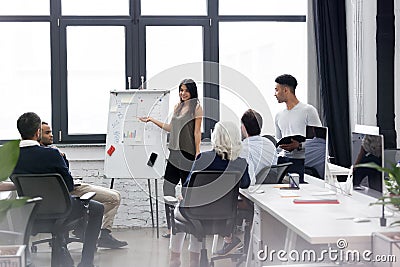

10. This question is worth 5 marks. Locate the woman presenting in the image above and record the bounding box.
[139,78,203,238]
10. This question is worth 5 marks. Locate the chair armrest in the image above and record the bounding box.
[164,196,178,206]
[271,162,293,168]
[80,192,96,201]
[26,197,43,204]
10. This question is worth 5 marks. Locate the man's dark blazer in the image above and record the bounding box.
[13,145,74,191]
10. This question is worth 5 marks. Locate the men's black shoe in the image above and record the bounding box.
[216,236,242,256]
[162,232,171,238]
[97,229,128,249]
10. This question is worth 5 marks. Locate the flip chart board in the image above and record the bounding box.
[104,89,170,179]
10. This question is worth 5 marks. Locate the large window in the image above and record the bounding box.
[62,0,129,16]
[0,22,51,140]
[0,0,49,16]
[141,0,207,16]
[219,21,307,134]
[219,0,307,15]
[0,0,307,143]
[65,26,125,135]
[145,26,204,117]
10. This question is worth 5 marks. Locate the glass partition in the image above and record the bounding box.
[352,132,384,194]
[305,126,328,180]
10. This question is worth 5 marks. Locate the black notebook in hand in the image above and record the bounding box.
[276,135,306,147]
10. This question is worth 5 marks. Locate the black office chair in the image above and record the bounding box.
[262,134,277,147]
[167,170,242,267]
[0,197,42,267]
[255,162,293,184]
[10,173,95,267]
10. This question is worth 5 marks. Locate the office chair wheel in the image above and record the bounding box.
[31,245,37,253]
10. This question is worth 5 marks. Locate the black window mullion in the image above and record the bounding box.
[203,0,219,139]
[50,0,62,143]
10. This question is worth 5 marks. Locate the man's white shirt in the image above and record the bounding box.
[240,135,277,185]
[275,102,322,159]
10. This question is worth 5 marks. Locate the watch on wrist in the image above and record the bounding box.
[297,142,302,151]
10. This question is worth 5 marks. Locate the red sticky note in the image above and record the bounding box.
[107,145,115,156]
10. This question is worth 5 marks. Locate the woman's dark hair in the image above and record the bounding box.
[241,109,263,136]
[175,78,199,116]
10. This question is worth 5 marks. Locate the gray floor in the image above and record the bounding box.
[30,228,244,267]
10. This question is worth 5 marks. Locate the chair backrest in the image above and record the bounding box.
[262,134,277,147]
[181,171,241,221]
[10,173,72,220]
[256,162,293,184]
[0,197,41,245]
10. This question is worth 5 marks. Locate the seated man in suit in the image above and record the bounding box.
[12,112,103,267]
[40,122,127,249]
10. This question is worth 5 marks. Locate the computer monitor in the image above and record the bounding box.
[384,149,400,167]
[383,149,400,179]
[351,130,384,194]
[304,125,328,180]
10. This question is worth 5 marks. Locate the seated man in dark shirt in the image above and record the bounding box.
[40,122,127,249]
[12,112,103,267]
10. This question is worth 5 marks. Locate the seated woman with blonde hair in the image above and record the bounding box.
[169,121,250,267]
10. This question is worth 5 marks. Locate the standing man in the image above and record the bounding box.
[13,112,103,267]
[274,74,322,183]
[40,122,128,249]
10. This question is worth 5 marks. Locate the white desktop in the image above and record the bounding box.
[241,175,400,266]
[240,124,398,266]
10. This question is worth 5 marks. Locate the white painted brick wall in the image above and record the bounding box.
[58,145,167,229]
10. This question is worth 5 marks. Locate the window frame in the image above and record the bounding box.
[0,0,307,144]
[58,18,133,143]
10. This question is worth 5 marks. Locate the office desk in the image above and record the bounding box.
[240,176,400,266]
